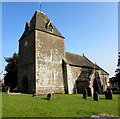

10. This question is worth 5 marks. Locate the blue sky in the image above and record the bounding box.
[1,2,118,79]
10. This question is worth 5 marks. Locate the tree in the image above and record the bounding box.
[4,53,19,91]
[114,52,120,87]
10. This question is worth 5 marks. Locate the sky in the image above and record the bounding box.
[1,2,118,79]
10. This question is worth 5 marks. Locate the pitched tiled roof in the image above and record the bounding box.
[95,64,109,75]
[77,69,94,81]
[65,52,97,69]
[20,11,64,39]
[65,52,109,74]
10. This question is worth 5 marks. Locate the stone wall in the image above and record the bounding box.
[90,69,109,94]
[66,64,109,95]
[66,64,82,94]
[99,70,109,91]
[17,31,35,93]
[35,30,65,95]
[17,28,109,95]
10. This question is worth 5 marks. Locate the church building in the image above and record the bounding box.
[17,11,109,95]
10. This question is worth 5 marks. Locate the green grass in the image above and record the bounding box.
[2,92,119,117]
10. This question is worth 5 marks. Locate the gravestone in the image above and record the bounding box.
[87,87,92,96]
[47,93,52,100]
[108,91,113,100]
[83,89,88,99]
[93,92,99,101]
[107,86,113,94]
[7,87,10,96]
[105,91,108,99]
[105,91,112,100]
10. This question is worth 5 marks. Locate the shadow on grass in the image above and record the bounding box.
[99,98,107,100]
[42,97,50,100]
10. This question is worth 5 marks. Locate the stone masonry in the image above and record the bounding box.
[17,10,109,95]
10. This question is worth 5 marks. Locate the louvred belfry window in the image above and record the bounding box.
[47,25,53,32]
[46,21,54,33]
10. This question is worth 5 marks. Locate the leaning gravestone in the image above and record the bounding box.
[83,89,88,99]
[109,91,113,100]
[7,87,10,96]
[93,92,99,101]
[105,91,108,99]
[105,91,112,100]
[47,93,52,100]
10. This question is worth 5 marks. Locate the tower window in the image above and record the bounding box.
[25,41,27,47]
[47,26,53,32]
[46,21,54,33]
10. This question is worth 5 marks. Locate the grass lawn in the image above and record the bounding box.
[2,92,119,117]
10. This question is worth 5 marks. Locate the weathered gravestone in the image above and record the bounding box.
[105,91,112,100]
[83,89,88,99]
[87,87,92,96]
[7,87,10,96]
[105,91,108,99]
[109,91,113,100]
[47,93,52,100]
[93,92,99,101]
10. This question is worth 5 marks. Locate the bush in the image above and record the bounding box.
[111,87,120,94]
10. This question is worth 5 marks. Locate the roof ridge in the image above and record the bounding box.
[83,55,95,66]
[83,55,109,74]
[65,52,109,74]
[65,51,83,57]
[36,10,46,14]
[38,11,49,23]
[65,51,99,69]
[20,10,64,39]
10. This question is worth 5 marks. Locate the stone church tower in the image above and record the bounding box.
[17,11,65,94]
[17,10,109,95]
